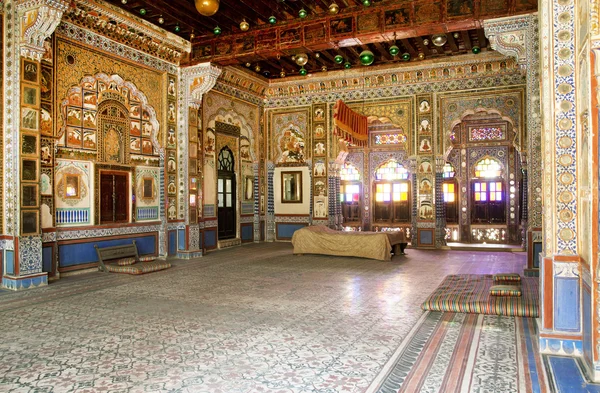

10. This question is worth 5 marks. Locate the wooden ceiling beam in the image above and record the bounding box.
[477,29,488,48]
[400,38,417,56]
[461,30,472,50]
[446,32,459,53]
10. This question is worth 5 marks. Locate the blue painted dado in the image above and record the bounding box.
[583,286,592,367]
[168,231,177,256]
[2,273,47,290]
[58,234,157,267]
[6,250,14,275]
[276,223,305,240]
[241,224,253,242]
[42,246,53,273]
[178,229,186,250]
[204,229,216,249]
[554,276,580,332]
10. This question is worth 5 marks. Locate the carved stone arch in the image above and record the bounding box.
[97,100,130,165]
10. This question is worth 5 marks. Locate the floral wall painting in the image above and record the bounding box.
[419,159,433,173]
[419,118,431,133]
[314,195,327,217]
[205,129,215,155]
[41,173,52,196]
[278,125,305,163]
[419,99,431,113]
[21,107,39,131]
[22,59,39,83]
[314,142,326,156]
[314,160,326,176]
[419,137,432,153]
[314,124,325,139]
[40,106,52,136]
[240,137,251,161]
[419,200,434,220]
[419,178,433,194]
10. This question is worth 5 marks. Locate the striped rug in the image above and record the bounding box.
[367,311,548,393]
[421,274,539,317]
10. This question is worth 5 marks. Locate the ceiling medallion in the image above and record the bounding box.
[195,0,220,17]
[431,34,447,47]
[329,3,340,14]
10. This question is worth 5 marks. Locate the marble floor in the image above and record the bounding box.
[1,243,537,392]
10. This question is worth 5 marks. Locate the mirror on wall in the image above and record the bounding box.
[243,176,254,201]
[281,171,302,203]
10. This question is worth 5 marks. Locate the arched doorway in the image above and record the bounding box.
[217,146,236,239]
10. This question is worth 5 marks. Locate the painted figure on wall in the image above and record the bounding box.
[280,127,305,163]
[314,161,326,177]
[314,195,327,218]
[105,128,121,163]
[419,138,432,152]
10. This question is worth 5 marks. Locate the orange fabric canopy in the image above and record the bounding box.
[333,100,368,147]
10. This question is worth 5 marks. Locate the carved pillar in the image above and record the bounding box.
[407,157,418,246]
[266,162,275,241]
[434,156,446,248]
[178,63,221,258]
[1,0,68,290]
[485,14,542,264]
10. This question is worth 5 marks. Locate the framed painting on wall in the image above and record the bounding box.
[21,210,39,235]
[21,108,39,131]
[22,59,39,83]
[21,160,38,182]
[21,184,39,207]
[21,84,39,107]
[141,177,155,201]
[21,133,38,157]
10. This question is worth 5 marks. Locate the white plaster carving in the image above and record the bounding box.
[553,261,580,278]
[17,0,69,61]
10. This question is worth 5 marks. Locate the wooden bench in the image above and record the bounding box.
[94,241,171,275]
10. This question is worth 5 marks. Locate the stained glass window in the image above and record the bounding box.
[474,158,502,178]
[375,160,409,180]
[473,181,503,201]
[469,127,504,141]
[374,134,407,145]
[443,183,455,202]
[442,163,455,178]
[340,163,360,181]
[341,184,360,202]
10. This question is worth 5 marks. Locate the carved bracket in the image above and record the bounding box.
[17,0,70,61]
[182,62,222,105]
[484,16,532,67]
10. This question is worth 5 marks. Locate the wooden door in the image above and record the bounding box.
[217,172,236,239]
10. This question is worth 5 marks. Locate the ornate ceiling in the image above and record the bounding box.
[108,0,537,78]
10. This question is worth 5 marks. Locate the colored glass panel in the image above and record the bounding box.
[341,163,361,181]
[469,127,504,141]
[474,158,502,178]
[374,133,407,145]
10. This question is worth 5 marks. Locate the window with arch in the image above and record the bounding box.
[472,157,505,223]
[442,163,458,223]
[340,163,361,223]
[373,160,411,223]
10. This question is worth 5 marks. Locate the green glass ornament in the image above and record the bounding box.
[213,26,222,35]
[362,0,371,6]
[334,55,344,64]
[344,61,351,69]
[401,52,411,61]
[359,50,374,66]
[299,8,308,18]
[389,45,400,56]
[268,15,277,24]
[174,24,181,33]
[139,8,147,15]
[299,67,308,76]
[472,46,481,54]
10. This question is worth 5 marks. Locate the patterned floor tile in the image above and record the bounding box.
[0,243,529,392]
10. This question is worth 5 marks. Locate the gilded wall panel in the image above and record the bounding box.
[55,37,164,129]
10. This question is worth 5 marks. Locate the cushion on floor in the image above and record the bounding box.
[493,273,521,283]
[421,274,538,317]
[490,284,522,297]
[105,260,171,275]
[139,256,157,262]
[115,257,137,266]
